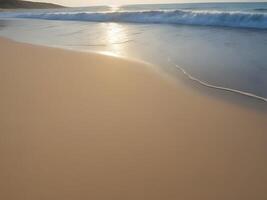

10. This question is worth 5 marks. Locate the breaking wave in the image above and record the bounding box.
[3,9,267,29]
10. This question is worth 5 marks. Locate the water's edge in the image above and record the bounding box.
[1,35,266,113]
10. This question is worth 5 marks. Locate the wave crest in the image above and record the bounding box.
[4,9,267,29]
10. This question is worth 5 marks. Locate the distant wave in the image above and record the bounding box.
[2,9,267,29]
[253,8,267,12]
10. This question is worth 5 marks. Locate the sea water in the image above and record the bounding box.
[0,2,267,103]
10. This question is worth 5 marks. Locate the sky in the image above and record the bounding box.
[32,0,267,7]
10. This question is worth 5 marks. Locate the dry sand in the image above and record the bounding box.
[0,38,267,200]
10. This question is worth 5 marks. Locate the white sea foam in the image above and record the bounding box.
[2,9,267,29]
[174,64,267,103]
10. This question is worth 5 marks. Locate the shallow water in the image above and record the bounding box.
[0,3,267,103]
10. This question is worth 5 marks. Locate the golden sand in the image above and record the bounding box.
[0,38,266,200]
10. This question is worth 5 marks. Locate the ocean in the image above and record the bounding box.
[0,2,267,103]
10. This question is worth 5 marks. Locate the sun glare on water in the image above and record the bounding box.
[100,22,128,57]
[110,5,121,12]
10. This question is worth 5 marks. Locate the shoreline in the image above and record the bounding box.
[1,37,267,199]
[1,34,266,112]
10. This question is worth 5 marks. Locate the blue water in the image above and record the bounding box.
[0,2,267,103]
[1,2,267,29]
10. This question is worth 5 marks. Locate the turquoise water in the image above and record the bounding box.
[0,3,267,103]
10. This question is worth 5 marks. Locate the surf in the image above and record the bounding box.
[2,9,267,29]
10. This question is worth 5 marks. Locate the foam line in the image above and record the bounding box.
[1,9,267,29]
[174,64,267,102]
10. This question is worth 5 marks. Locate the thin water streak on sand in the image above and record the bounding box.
[167,58,267,103]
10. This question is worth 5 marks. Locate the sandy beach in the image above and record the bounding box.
[0,37,267,200]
